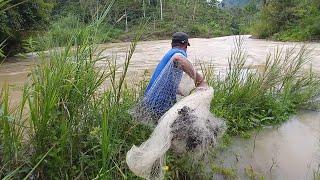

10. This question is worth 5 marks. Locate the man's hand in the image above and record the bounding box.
[194,72,208,87]
[197,80,208,88]
[173,54,208,88]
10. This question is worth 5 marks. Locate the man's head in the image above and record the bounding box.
[171,32,190,50]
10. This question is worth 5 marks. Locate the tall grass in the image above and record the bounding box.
[28,33,108,178]
[0,2,152,179]
[0,39,5,59]
[0,84,28,178]
[24,7,152,179]
[205,37,320,136]
[0,1,29,177]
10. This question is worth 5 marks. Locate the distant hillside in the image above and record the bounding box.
[220,0,251,8]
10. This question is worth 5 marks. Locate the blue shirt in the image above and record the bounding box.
[143,48,187,117]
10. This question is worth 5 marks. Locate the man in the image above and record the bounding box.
[135,32,207,123]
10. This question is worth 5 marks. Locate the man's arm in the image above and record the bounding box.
[173,54,207,87]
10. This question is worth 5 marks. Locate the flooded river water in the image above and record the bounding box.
[1,35,320,179]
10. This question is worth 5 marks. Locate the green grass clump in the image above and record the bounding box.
[250,0,320,41]
[244,166,265,180]
[0,85,26,178]
[250,20,277,39]
[0,4,152,179]
[212,164,236,179]
[206,38,320,136]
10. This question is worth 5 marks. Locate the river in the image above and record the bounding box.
[1,35,320,179]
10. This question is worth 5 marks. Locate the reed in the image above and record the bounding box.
[206,37,320,136]
[1,2,151,179]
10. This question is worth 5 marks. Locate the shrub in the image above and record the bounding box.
[251,0,320,41]
[189,24,210,37]
[28,14,123,51]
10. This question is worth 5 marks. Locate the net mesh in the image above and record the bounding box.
[127,53,225,179]
[130,53,196,124]
[127,87,225,179]
[130,55,185,125]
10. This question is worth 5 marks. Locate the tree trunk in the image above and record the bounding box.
[143,0,146,18]
[153,13,156,30]
[160,0,163,20]
[125,9,128,32]
[192,0,198,21]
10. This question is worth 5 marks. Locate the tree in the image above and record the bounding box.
[160,0,163,20]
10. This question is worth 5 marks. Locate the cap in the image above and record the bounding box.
[172,32,190,46]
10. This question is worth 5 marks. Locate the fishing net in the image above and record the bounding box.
[130,52,196,125]
[126,87,226,179]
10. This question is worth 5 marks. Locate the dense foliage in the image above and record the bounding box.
[44,0,234,41]
[1,0,320,58]
[251,0,320,41]
[0,0,54,56]
[1,0,241,57]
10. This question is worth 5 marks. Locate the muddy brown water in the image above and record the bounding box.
[1,35,320,179]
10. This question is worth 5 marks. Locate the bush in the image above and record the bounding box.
[250,21,268,38]
[0,0,54,56]
[29,14,123,51]
[189,24,210,37]
[251,0,320,41]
